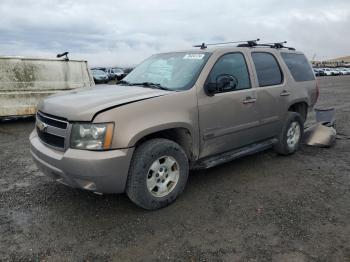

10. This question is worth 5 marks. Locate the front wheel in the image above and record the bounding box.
[274,112,303,155]
[126,138,189,210]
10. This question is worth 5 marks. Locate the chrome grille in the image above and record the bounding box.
[36,111,69,150]
[36,111,67,129]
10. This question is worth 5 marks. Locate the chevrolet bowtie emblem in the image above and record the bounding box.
[37,121,48,132]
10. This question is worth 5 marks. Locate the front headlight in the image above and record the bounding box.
[70,123,114,150]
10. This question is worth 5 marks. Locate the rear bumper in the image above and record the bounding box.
[29,130,134,194]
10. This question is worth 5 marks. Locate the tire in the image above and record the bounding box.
[126,138,189,210]
[274,112,303,155]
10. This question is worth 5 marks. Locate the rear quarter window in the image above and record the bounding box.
[281,53,315,82]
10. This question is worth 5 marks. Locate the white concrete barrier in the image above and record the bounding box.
[0,56,94,117]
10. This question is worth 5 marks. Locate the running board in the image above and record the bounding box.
[194,139,276,169]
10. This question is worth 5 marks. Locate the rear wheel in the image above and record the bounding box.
[274,112,303,155]
[126,138,189,210]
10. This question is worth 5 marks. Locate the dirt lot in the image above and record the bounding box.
[1,76,349,262]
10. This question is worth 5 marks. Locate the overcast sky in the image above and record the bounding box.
[0,0,349,66]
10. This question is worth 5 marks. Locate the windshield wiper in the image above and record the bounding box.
[128,82,172,91]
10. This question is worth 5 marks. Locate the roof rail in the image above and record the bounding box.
[193,39,296,51]
[193,39,260,49]
[256,41,296,51]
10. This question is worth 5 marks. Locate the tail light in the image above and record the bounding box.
[315,79,320,103]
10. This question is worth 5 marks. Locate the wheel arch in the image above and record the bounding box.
[288,100,309,122]
[131,126,197,161]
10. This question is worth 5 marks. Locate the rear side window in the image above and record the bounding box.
[208,53,251,90]
[252,52,283,87]
[281,53,315,82]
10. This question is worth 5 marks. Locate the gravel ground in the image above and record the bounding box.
[0,76,349,262]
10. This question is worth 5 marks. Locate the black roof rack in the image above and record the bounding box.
[256,41,296,51]
[193,39,260,49]
[193,39,296,51]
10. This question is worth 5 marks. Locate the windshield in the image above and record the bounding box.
[122,52,210,91]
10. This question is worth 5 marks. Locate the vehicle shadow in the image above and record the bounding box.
[38,148,278,216]
[0,115,35,123]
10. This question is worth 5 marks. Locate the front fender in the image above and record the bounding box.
[92,89,200,154]
[128,122,195,147]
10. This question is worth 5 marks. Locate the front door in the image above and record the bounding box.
[198,52,263,158]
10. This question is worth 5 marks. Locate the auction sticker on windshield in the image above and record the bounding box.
[183,54,205,60]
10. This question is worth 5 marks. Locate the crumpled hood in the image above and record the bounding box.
[39,85,171,121]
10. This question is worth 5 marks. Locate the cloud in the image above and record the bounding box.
[0,0,349,66]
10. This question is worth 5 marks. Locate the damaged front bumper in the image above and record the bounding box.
[30,129,134,194]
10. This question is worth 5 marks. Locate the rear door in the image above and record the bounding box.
[248,51,288,138]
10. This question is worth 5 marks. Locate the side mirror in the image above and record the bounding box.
[216,74,238,92]
[204,82,218,95]
[204,74,238,96]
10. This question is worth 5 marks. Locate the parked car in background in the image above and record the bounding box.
[313,68,326,77]
[313,68,321,76]
[335,68,350,75]
[321,68,330,76]
[104,68,116,80]
[105,68,116,80]
[317,69,326,76]
[344,68,350,75]
[325,67,350,76]
[334,68,342,75]
[91,69,109,84]
[93,67,126,80]
[92,67,110,79]
[322,68,339,76]
[112,67,125,80]
[331,68,341,76]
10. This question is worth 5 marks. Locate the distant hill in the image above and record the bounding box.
[326,56,350,63]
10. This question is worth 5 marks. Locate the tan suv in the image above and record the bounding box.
[30,41,319,209]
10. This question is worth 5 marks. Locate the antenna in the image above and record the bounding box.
[194,39,260,49]
[57,52,69,61]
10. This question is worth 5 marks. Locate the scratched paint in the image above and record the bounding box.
[0,57,95,117]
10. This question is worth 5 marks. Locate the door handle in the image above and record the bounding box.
[280,90,291,96]
[243,96,257,104]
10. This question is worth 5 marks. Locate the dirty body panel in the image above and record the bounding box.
[29,46,317,195]
[195,48,315,158]
[0,57,94,117]
[93,88,199,155]
[39,85,173,121]
[30,129,134,193]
